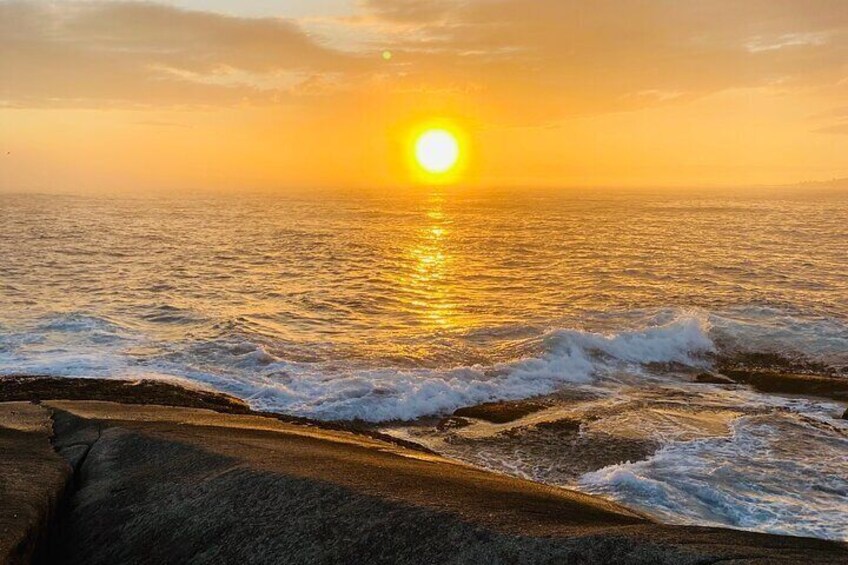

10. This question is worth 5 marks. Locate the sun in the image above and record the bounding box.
[414,129,460,175]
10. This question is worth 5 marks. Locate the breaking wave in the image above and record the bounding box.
[1,311,717,422]
[2,308,846,423]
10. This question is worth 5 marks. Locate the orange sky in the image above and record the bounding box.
[1,0,847,192]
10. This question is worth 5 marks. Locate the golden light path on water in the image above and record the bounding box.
[404,194,456,329]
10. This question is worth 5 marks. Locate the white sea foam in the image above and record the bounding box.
[4,308,847,424]
[170,312,715,422]
[579,413,848,541]
[0,313,141,377]
[709,307,848,368]
[1,311,716,421]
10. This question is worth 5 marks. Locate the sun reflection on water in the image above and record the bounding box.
[402,194,458,329]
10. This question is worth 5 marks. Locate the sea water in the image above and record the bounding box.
[1,187,846,539]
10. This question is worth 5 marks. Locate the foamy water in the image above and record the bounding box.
[1,188,847,539]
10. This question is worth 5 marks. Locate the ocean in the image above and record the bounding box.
[1,187,846,540]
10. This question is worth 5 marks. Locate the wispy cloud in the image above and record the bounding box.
[4,0,847,117]
[0,0,373,107]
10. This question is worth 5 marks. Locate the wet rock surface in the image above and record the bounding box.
[453,400,549,423]
[0,376,251,414]
[443,417,661,484]
[1,378,847,564]
[694,372,736,385]
[718,369,848,401]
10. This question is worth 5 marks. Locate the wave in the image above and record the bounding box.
[160,312,715,422]
[36,313,130,340]
[139,304,208,325]
[3,308,846,422]
[709,307,848,371]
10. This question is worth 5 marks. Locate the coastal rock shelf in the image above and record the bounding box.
[1,377,847,564]
[0,402,70,565]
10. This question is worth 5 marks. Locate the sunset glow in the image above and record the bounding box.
[1,1,846,193]
[2,2,848,558]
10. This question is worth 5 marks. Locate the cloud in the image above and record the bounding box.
[362,0,451,24]
[361,0,848,120]
[0,0,372,107]
[816,123,848,135]
[1,0,846,120]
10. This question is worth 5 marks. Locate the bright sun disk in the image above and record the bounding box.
[414,129,460,174]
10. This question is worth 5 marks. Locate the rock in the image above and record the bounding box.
[695,372,736,385]
[2,379,848,564]
[436,416,472,431]
[718,370,848,401]
[842,408,847,420]
[457,419,660,482]
[45,401,667,565]
[0,375,251,414]
[41,399,847,564]
[0,403,71,565]
[534,418,582,433]
[453,400,547,423]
